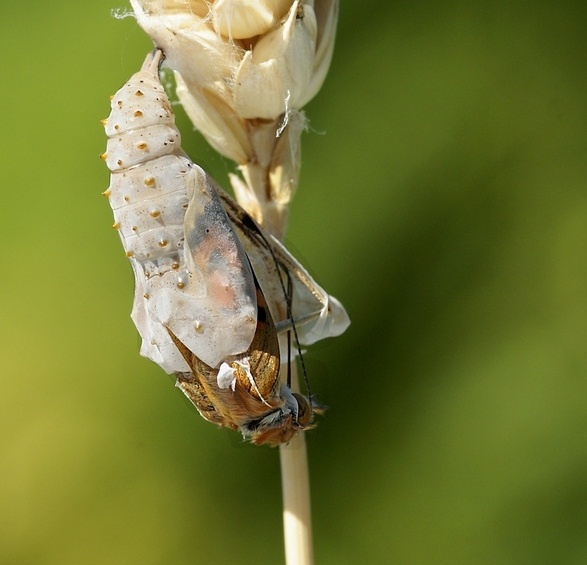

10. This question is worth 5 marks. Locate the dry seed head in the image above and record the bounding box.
[211,0,293,39]
[130,0,338,236]
[130,0,338,155]
[233,1,318,119]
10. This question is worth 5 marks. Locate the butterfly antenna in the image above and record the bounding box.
[285,271,293,388]
[263,238,313,404]
[286,328,292,388]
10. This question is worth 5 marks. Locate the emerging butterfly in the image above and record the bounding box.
[102,50,349,445]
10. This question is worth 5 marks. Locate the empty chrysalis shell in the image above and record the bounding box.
[102,50,257,373]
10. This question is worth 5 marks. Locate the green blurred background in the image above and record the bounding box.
[2,1,587,563]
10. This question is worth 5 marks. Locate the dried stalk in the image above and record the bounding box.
[279,364,313,565]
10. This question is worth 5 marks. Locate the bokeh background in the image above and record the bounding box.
[2,1,587,563]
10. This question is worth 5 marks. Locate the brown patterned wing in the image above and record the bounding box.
[167,278,282,435]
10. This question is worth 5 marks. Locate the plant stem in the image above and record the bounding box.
[279,365,313,565]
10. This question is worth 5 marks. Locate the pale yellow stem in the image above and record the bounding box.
[279,364,313,565]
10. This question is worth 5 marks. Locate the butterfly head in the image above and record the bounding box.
[243,386,319,447]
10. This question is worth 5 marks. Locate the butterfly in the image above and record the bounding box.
[102,50,349,445]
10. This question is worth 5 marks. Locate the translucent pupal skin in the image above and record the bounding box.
[218,191,350,352]
[103,50,257,372]
[169,283,316,447]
